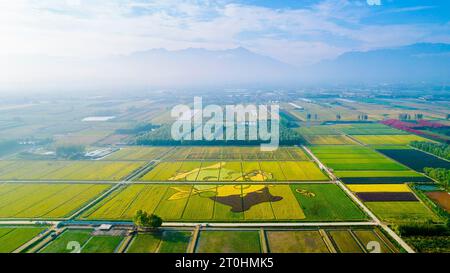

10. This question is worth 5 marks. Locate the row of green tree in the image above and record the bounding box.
[395,222,449,237]
[133,210,162,229]
[56,145,85,159]
[116,123,160,135]
[134,123,305,146]
[410,141,450,160]
[424,167,450,191]
[394,221,450,252]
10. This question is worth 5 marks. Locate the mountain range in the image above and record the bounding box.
[2,43,450,91]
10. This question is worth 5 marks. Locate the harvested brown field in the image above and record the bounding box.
[425,191,450,212]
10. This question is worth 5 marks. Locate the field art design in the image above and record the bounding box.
[139,161,329,182]
[159,146,310,161]
[82,183,367,222]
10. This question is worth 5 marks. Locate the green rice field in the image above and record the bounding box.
[41,229,124,253]
[327,230,363,253]
[365,201,441,223]
[266,230,329,253]
[0,226,45,253]
[310,145,409,171]
[352,135,432,145]
[195,230,261,253]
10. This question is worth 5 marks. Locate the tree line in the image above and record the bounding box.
[424,167,449,191]
[410,141,450,161]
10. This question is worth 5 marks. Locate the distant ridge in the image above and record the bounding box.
[308,43,450,83]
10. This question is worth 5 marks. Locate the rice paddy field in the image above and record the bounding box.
[332,123,408,135]
[266,230,329,253]
[126,231,192,253]
[303,135,356,145]
[139,160,329,182]
[160,146,310,161]
[0,183,110,219]
[196,230,262,253]
[347,184,412,193]
[376,148,450,172]
[352,135,432,145]
[346,183,441,223]
[310,145,434,184]
[365,201,440,223]
[104,147,173,161]
[296,125,341,135]
[0,160,145,181]
[81,183,367,222]
[40,229,124,253]
[0,226,46,253]
[310,145,409,171]
[327,230,363,253]
[192,227,399,253]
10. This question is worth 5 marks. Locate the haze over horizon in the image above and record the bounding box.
[1,0,450,92]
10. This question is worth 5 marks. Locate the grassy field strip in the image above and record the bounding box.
[259,229,268,253]
[318,229,337,253]
[187,225,200,253]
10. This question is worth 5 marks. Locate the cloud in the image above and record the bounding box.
[0,0,448,67]
[366,0,381,6]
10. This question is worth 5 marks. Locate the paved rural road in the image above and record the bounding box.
[302,145,415,253]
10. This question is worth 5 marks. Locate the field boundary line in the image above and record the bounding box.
[28,226,66,253]
[67,182,126,220]
[319,229,336,253]
[187,225,200,253]
[345,135,367,146]
[131,180,334,185]
[116,235,133,253]
[259,228,268,253]
[348,229,367,253]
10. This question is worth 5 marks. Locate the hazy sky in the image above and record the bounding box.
[1,0,449,66]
